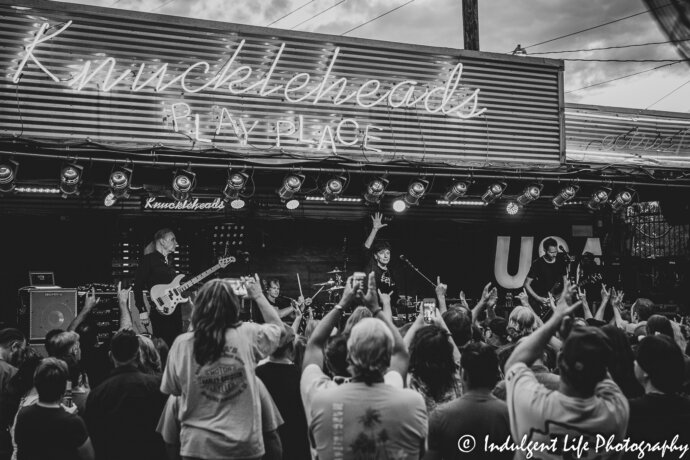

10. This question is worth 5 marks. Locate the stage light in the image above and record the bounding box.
[323,175,346,202]
[610,189,634,212]
[392,198,407,213]
[442,181,469,202]
[516,184,542,207]
[171,169,196,202]
[230,198,246,209]
[587,187,611,211]
[364,177,389,204]
[286,199,300,210]
[222,170,248,202]
[0,160,18,193]
[481,182,506,204]
[506,201,519,215]
[552,184,579,208]
[277,173,304,200]
[109,166,132,200]
[59,163,83,197]
[403,178,428,206]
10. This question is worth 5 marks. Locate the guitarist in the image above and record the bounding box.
[134,228,182,346]
[524,238,568,318]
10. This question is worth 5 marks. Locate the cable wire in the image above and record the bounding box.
[266,0,315,27]
[291,0,348,29]
[519,3,672,51]
[529,38,690,55]
[562,58,687,62]
[645,78,690,109]
[340,0,416,35]
[149,0,177,13]
[565,61,682,93]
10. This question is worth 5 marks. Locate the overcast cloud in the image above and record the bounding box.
[60,0,690,113]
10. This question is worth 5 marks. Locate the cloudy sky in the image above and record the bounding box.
[59,0,689,113]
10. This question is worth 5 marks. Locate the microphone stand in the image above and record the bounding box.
[400,256,437,289]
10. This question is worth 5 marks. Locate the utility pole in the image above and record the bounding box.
[462,0,479,51]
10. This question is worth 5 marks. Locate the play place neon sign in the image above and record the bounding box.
[12,20,486,152]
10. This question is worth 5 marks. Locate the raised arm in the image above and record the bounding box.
[435,277,448,314]
[302,277,357,371]
[594,284,611,321]
[68,288,98,332]
[117,283,134,331]
[364,212,387,249]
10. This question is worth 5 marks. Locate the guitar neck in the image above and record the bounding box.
[178,263,222,293]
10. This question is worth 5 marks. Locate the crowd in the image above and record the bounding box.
[1,268,690,460]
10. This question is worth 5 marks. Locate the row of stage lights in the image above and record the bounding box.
[0,160,635,213]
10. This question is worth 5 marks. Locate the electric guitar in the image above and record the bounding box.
[150,256,236,315]
[530,272,603,321]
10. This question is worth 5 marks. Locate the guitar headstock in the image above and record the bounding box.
[219,256,236,268]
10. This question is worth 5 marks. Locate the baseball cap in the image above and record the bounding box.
[560,326,612,387]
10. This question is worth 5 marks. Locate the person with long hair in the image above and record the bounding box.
[161,275,282,460]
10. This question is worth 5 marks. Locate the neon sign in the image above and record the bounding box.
[143,197,226,211]
[12,21,485,119]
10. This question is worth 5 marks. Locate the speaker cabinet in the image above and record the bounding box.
[28,289,78,340]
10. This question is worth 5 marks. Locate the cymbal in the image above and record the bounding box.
[326,269,343,274]
[327,286,345,292]
[313,280,335,286]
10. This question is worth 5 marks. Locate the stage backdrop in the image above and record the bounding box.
[0,0,563,168]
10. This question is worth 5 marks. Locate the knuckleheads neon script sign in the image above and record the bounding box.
[143,197,225,211]
[12,21,486,154]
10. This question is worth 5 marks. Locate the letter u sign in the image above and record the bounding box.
[494,236,533,289]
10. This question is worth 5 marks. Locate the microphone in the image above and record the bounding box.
[399,254,408,262]
[558,245,569,254]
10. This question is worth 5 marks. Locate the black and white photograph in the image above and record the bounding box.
[1,0,689,458]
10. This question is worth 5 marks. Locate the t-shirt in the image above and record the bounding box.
[505,363,629,460]
[526,257,567,297]
[309,381,427,460]
[14,404,88,460]
[160,322,281,460]
[156,378,283,446]
[626,393,690,457]
[428,391,512,460]
[363,247,399,298]
[300,364,404,425]
[256,361,310,460]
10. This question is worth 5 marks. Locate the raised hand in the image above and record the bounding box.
[517,289,530,307]
[459,291,469,309]
[340,275,358,309]
[84,287,100,312]
[487,287,498,308]
[612,288,624,309]
[480,282,492,302]
[601,283,611,302]
[435,276,447,298]
[371,212,388,231]
[359,272,380,311]
[116,282,130,306]
[244,274,264,301]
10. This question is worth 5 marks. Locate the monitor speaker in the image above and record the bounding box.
[29,289,78,340]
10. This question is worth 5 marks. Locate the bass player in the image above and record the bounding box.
[134,228,183,346]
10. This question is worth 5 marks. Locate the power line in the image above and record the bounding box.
[291,0,348,30]
[341,0,416,36]
[565,61,682,93]
[645,78,690,109]
[520,3,671,51]
[266,0,315,27]
[149,0,177,13]
[529,38,690,55]
[562,58,687,62]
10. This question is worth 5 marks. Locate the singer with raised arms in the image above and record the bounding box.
[363,213,400,305]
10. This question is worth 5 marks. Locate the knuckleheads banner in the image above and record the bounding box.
[0,0,563,167]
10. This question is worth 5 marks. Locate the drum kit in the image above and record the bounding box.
[307,268,346,319]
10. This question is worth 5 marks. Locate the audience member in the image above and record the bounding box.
[626,334,690,458]
[161,276,282,459]
[14,358,94,460]
[309,318,427,459]
[85,330,167,460]
[256,325,309,460]
[505,285,629,460]
[0,329,27,460]
[427,342,511,460]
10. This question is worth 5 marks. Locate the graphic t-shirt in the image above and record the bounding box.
[309,381,427,460]
[161,323,281,460]
[505,363,629,460]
